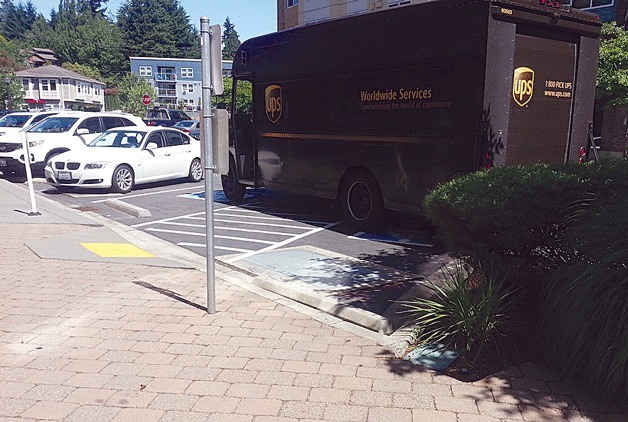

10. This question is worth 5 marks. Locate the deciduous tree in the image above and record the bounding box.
[597,22,628,106]
[116,73,156,116]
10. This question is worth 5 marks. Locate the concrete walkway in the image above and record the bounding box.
[0,179,624,421]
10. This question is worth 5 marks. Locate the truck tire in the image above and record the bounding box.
[111,164,134,194]
[221,156,246,203]
[188,158,203,182]
[340,169,384,231]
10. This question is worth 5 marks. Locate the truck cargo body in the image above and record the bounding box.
[224,0,600,229]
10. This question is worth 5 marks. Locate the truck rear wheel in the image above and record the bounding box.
[340,169,384,230]
[221,156,246,203]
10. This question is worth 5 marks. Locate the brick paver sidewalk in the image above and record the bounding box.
[0,223,623,421]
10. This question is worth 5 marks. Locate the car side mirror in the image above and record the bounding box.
[146,142,158,150]
[76,128,90,135]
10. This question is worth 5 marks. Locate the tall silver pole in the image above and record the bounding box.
[200,17,216,314]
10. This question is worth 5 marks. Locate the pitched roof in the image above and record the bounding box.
[29,48,58,63]
[16,65,104,85]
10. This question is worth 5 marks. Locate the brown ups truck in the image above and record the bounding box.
[221,0,601,229]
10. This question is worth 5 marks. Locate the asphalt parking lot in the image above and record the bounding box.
[10,173,449,279]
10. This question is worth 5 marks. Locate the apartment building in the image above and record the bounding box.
[16,65,105,112]
[277,0,622,30]
[129,57,233,110]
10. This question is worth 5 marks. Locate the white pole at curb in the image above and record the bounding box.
[21,132,40,216]
[200,16,216,314]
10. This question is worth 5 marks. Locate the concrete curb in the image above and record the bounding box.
[104,198,152,218]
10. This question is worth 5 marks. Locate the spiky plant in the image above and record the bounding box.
[400,261,523,365]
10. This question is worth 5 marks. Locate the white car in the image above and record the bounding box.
[0,111,58,137]
[0,111,145,175]
[44,126,203,193]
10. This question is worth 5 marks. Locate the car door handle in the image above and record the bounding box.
[165,153,171,156]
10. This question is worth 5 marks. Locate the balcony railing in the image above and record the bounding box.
[155,73,176,81]
[157,89,177,98]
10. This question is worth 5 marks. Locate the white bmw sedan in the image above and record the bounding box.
[44,126,203,193]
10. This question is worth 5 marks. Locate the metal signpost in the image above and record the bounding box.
[200,17,224,314]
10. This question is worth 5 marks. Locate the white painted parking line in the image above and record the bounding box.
[131,211,206,228]
[145,228,277,245]
[177,242,253,253]
[160,221,298,237]
[91,186,202,203]
[225,220,342,264]
[213,218,316,230]
[213,212,304,222]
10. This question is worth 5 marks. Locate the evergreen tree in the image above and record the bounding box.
[117,0,199,59]
[26,1,126,78]
[222,17,240,60]
[0,0,39,39]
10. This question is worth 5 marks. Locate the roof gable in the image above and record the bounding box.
[16,65,105,85]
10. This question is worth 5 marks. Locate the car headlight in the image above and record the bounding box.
[84,162,110,169]
[0,132,5,136]
[28,139,45,148]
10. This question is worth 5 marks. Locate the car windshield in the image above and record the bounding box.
[28,117,79,133]
[0,114,30,128]
[88,130,147,148]
[175,121,195,128]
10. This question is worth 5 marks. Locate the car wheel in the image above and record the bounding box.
[111,164,134,194]
[188,158,203,182]
[340,169,384,231]
[221,156,246,203]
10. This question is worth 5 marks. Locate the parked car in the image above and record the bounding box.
[173,119,199,134]
[44,126,202,193]
[0,111,145,175]
[0,109,21,117]
[189,126,201,140]
[0,111,58,138]
[143,108,191,127]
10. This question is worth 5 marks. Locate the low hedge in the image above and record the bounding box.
[423,159,627,404]
[422,163,584,276]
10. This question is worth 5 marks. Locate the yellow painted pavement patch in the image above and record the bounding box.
[80,243,155,258]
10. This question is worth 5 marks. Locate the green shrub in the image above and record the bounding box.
[400,261,523,365]
[423,158,627,403]
[423,164,583,274]
[540,191,627,404]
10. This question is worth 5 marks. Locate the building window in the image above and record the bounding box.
[22,78,31,95]
[139,66,153,77]
[181,83,194,94]
[40,79,58,92]
[288,0,298,7]
[388,0,411,6]
[181,68,193,78]
[566,0,613,8]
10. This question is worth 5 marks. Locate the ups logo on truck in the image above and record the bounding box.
[265,85,282,123]
[513,67,534,107]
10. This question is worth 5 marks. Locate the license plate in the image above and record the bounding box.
[0,159,6,167]
[58,171,72,180]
